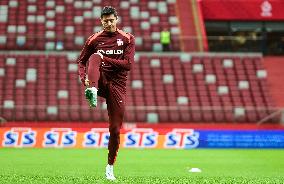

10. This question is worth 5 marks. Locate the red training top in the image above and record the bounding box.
[77,29,135,89]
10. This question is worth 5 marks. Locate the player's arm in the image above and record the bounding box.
[102,35,135,71]
[77,36,94,85]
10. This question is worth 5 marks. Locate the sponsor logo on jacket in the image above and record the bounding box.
[97,49,123,55]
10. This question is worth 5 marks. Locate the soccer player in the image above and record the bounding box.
[77,6,135,181]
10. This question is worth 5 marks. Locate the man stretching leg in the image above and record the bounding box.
[77,6,135,180]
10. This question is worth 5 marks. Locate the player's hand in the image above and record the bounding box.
[84,79,90,86]
[96,52,103,59]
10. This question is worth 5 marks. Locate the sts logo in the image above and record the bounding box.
[43,128,77,148]
[164,129,199,149]
[2,128,36,147]
[124,128,158,148]
[83,128,109,148]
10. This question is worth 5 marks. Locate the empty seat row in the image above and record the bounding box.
[0,53,279,123]
[0,0,180,51]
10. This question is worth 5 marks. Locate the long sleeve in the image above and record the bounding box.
[103,35,135,71]
[77,35,94,83]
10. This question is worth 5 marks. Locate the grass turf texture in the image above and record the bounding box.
[0,149,283,184]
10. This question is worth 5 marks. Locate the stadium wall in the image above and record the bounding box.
[1,122,284,149]
[201,0,284,21]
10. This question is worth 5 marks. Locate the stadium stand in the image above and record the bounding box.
[0,0,180,51]
[0,0,281,124]
[0,53,278,123]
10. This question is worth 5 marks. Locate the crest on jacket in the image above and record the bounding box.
[117,39,123,46]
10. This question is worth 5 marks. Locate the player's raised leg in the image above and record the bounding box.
[85,54,101,107]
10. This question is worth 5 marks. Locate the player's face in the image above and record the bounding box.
[101,14,118,33]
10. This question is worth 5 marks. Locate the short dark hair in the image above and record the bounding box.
[101,6,118,18]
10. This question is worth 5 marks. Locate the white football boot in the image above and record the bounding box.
[84,87,97,107]
[105,164,116,181]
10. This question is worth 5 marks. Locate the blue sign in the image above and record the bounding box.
[197,130,284,148]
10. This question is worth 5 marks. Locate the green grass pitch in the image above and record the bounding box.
[0,148,283,183]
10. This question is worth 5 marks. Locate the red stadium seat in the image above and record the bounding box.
[0,53,278,123]
[0,0,181,51]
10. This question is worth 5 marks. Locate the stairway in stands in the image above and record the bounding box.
[175,0,207,52]
[263,57,284,108]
